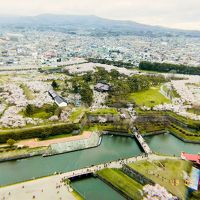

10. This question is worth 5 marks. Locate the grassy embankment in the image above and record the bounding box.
[97,168,142,199]
[84,123,130,133]
[128,159,192,199]
[135,109,200,142]
[69,107,87,123]
[0,146,47,159]
[168,123,200,141]
[88,108,119,115]
[136,121,200,142]
[136,108,200,126]
[135,121,167,134]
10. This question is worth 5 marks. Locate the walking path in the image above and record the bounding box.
[0,175,76,200]
[59,154,177,179]
[0,154,178,200]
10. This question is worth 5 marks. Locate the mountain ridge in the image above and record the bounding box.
[0,14,199,37]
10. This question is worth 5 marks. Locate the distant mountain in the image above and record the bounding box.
[0,14,199,37]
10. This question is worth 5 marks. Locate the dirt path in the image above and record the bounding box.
[16,131,92,148]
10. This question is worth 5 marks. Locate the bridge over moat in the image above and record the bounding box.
[132,127,153,154]
[0,154,179,200]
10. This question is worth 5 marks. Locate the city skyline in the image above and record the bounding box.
[0,0,200,31]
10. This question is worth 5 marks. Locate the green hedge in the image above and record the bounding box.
[0,123,80,143]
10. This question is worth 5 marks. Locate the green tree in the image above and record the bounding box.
[7,139,16,147]
[25,104,34,116]
[79,83,93,106]
[110,69,120,79]
[71,79,80,93]
[83,72,93,82]
[94,67,110,82]
[111,80,131,95]
[51,80,59,89]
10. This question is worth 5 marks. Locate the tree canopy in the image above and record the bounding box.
[51,80,59,89]
[7,139,16,146]
[139,61,200,75]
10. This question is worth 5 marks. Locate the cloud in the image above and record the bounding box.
[0,0,199,30]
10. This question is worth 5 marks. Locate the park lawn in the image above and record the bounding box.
[128,159,192,199]
[128,87,170,107]
[31,111,52,119]
[89,108,119,115]
[167,125,200,142]
[97,168,142,199]
[20,104,59,120]
[20,84,35,100]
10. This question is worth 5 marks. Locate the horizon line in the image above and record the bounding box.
[0,13,199,32]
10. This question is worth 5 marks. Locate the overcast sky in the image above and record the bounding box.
[0,0,200,30]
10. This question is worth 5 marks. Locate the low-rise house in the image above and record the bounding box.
[94,83,110,92]
[48,90,67,107]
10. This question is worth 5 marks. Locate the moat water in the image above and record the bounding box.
[71,177,126,200]
[0,133,199,187]
[145,133,200,156]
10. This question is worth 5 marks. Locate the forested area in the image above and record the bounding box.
[69,67,168,107]
[139,61,200,75]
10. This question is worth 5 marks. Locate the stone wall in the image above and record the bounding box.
[136,114,199,133]
[45,132,101,156]
[135,115,168,123]
[122,165,155,186]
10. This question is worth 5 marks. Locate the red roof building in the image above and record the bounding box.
[181,152,200,164]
